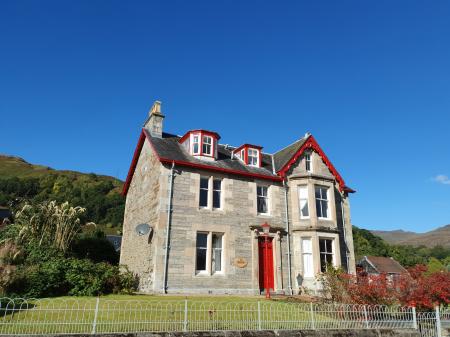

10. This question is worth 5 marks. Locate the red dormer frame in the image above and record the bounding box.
[233,144,263,167]
[178,130,221,158]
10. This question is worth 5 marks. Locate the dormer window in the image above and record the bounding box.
[178,130,220,160]
[233,144,263,168]
[248,148,259,167]
[202,135,212,155]
[193,135,200,154]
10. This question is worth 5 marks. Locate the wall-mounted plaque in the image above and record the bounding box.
[234,257,248,268]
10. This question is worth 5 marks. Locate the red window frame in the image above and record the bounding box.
[233,144,263,167]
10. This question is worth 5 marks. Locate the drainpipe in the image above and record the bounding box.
[162,161,175,293]
[341,197,350,273]
[283,180,293,295]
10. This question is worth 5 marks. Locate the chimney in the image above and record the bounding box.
[144,101,164,138]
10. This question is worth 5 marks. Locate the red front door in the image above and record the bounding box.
[258,237,274,291]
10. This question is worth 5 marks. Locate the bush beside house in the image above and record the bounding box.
[0,201,136,297]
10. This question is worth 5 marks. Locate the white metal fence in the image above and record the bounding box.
[0,297,436,336]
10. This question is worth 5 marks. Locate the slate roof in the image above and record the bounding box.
[148,131,279,179]
[272,137,308,172]
[123,128,352,195]
[364,256,408,274]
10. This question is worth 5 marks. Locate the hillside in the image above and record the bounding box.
[372,225,450,248]
[0,154,125,231]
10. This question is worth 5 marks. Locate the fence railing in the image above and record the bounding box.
[0,297,423,335]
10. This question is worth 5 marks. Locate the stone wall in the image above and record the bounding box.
[162,165,289,294]
[120,138,356,294]
[120,141,163,292]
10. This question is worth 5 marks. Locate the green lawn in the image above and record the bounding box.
[0,295,329,335]
[0,295,409,335]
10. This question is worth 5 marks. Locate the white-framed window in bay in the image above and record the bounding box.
[315,185,329,219]
[301,237,314,278]
[195,232,224,275]
[319,238,334,272]
[298,185,309,219]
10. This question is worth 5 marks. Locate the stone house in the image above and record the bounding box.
[120,101,356,295]
[358,256,408,285]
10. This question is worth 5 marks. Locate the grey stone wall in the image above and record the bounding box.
[163,165,289,294]
[120,138,355,295]
[120,141,163,292]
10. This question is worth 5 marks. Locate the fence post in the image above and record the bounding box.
[363,305,369,329]
[436,306,442,337]
[183,299,188,332]
[412,307,417,330]
[310,302,315,330]
[257,301,262,331]
[91,297,100,335]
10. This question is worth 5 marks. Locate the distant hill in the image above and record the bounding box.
[372,225,450,248]
[0,154,124,232]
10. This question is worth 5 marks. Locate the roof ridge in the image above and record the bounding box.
[273,135,308,155]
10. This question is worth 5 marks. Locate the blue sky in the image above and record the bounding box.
[1,1,449,232]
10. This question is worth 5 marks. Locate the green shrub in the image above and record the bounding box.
[71,230,119,264]
[8,257,69,297]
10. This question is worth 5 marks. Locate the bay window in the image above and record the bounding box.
[302,238,314,277]
[298,185,309,219]
[319,238,334,272]
[315,186,329,219]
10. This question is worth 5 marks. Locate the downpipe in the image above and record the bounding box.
[283,180,293,295]
[162,161,175,293]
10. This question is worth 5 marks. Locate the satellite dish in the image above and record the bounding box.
[135,223,151,236]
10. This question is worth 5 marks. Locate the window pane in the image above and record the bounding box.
[325,239,333,253]
[212,234,222,272]
[319,238,325,252]
[213,191,221,208]
[299,186,308,198]
[303,253,313,277]
[301,200,309,217]
[321,200,328,218]
[212,234,222,248]
[200,189,208,207]
[302,238,312,253]
[213,249,222,272]
[196,233,208,248]
[193,143,199,153]
[257,197,267,213]
[200,177,209,189]
[315,186,321,198]
[316,199,322,218]
[213,179,221,190]
[320,254,327,272]
[196,249,206,271]
[298,186,309,218]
